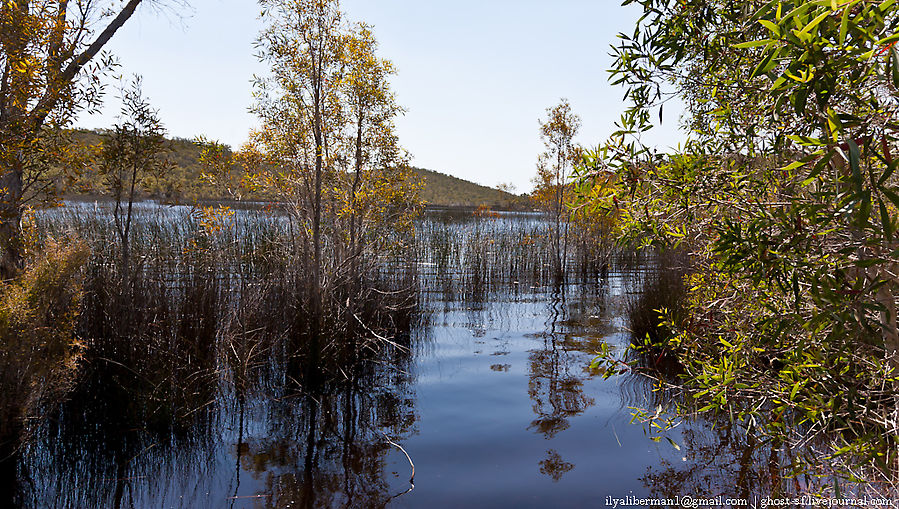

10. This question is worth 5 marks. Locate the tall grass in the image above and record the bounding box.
[2,203,623,506]
[416,210,621,304]
[1,203,422,507]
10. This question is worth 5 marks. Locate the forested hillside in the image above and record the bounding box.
[65,129,526,208]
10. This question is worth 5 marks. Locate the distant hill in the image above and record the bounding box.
[410,167,526,209]
[64,129,528,209]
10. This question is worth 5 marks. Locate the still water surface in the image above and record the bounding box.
[5,205,773,508]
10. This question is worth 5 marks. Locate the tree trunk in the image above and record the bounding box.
[0,163,24,280]
[308,69,324,389]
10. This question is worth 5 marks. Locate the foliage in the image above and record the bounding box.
[247,0,423,278]
[0,234,88,439]
[0,0,146,277]
[97,77,171,264]
[582,0,899,479]
[531,99,582,280]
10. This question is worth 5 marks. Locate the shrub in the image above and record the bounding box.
[0,238,89,439]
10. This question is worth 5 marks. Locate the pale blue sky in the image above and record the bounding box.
[75,0,684,192]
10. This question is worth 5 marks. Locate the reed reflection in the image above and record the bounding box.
[2,205,421,508]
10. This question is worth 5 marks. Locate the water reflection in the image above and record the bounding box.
[539,449,574,482]
[0,205,848,508]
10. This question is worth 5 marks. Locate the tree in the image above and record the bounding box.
[98,77,170,267]
[251,0,419,272]
[254,0,344,295]
[582,0,899,470]
[532,99,581,282]
[244,0,420,360]
[337,23,412,274]
[0,0,148,278]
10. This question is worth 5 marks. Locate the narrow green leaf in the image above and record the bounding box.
[788,135,827,146]
[751,47,779,78]
[751,0,781,22]
[848,139,861,191]
[790,380,802,401]
[734,39,777,49]
[855,257,884,268]
[781,160,807,172]
[839,3,850,45]
[795,86,809,114]
[759,19,781,36]
[859,190,872,224]
[665,436,681,451]
[877,162,896,187]
[881,188,899,210]
[799,9,831,35]
[828,109,843,141]
[876,34,899,47]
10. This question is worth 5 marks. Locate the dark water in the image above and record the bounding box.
[0,204,819,508]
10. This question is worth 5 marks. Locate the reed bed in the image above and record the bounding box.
[0,203,629,507]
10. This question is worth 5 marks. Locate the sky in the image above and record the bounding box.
[75,0,685,193]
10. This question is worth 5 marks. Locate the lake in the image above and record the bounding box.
[0,203,813,508]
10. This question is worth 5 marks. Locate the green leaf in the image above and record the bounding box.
[878,162,897,187]
[782,3,813,23]
[799,9,831,35]
[790,380,802,401]
[828,108,843,140]
[751,0,781,22]
[882,188,899,210]
[855,257,884,268]
[751,47,780,78]
[839,3,851,45]
[879,199,893,240]
[788,135,827,146]
[759,19,781,36]
[734,39,777,49]
[795,86,810,114]
[781,160,808,173]
[876,34,899,47]
[858,190,872,224]
[848,139,861,192]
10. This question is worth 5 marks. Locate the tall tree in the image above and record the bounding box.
[0,0,147,278]
[251,0,418,281]
[248,0,420,369]
[532,99,580,282]
[254,0,343,296]
[338,23,405,272]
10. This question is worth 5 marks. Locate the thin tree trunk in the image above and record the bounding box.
[0,160,24,280]
[121,162,139,269]
[308,63,324,388]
